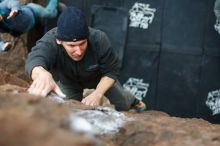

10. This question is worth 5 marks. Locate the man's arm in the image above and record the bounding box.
[25,28,62,97]
[81,29,119,106]
[81,76,115,106]
[28,66,66,97]
[25,28,58,75]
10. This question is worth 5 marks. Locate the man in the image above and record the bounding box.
[0,0,59,52]
[25,6,146,112]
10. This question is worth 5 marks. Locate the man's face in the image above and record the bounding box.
[57,39,88,61]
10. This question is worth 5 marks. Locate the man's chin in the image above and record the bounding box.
[72,56,83,61]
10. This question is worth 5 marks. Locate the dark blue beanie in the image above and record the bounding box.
[56,6,89,41]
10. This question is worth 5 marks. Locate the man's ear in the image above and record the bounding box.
[56,39,62,45]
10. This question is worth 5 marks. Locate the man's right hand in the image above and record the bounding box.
[28,66,66,98]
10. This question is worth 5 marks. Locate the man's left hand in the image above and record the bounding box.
[81,91,103,106]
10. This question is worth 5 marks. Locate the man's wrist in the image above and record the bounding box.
[93,90,104,99]
[31,66,47,80]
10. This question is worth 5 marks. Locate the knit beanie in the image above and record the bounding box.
[56,6,89,41]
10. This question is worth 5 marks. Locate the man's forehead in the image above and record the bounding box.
[65,39,87,45]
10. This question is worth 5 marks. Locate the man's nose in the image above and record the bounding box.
[75,47,82,55]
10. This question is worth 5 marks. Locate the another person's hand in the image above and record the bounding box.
[7,10,19,19]
[0,15,3,21]
[81,90,103,106]
[3,42,12,51]
[28,66,66,98]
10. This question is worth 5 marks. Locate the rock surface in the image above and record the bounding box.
[0,84,220,146]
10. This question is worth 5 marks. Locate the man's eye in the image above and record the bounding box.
[68,44,75,47]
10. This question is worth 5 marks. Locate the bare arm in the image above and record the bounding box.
[81,76,115,106]
[7,9,18,19]
[28,66,66,98]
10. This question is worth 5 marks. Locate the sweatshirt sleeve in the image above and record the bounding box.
[96,30,120,80]
[25,28,58,77]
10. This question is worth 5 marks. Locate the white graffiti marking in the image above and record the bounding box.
[123,77,149,100]
[129,2,156,29]
[206,89,220,115]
